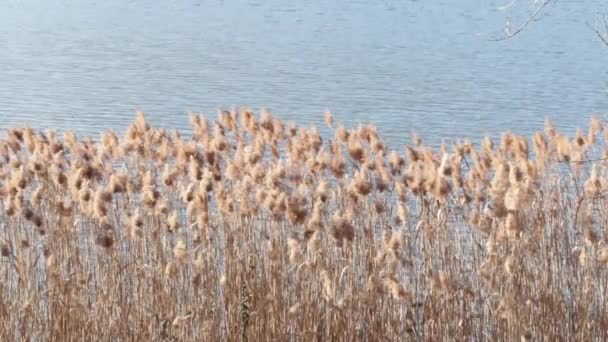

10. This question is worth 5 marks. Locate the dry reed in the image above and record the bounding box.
[0,111,607,341]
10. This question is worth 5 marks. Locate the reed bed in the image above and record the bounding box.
[0,110,607,341]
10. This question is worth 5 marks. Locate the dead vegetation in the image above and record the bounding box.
[0,109,607,340]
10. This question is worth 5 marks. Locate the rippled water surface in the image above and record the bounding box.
[1,0,607,145]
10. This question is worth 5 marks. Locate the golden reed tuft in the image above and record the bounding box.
[0,111,605,341]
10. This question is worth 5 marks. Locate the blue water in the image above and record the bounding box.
[1,0,607,145]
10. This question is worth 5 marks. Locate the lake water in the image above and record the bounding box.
[1,0,607,146]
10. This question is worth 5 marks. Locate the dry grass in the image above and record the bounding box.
[0,109,607,341]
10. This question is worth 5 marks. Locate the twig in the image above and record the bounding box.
[558,156,608,164]
[587,16,608,47]
[491,0,553,41]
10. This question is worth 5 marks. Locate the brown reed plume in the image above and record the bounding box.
[0,111,607,341]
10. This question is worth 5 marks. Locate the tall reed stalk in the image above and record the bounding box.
[0,110,606,341]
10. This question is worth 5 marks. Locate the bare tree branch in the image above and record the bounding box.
[587,15,608,47]
[491,0,554,41]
